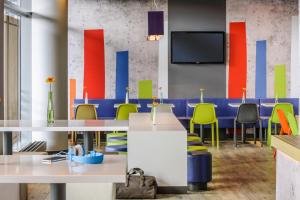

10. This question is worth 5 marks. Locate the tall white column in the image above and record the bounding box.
[290,16,299,98]
[31,0,68,151]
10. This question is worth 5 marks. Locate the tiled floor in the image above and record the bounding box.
[28,141,275,200]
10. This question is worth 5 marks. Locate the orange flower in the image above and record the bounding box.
[46,77,55,84]
[152,96,159,106]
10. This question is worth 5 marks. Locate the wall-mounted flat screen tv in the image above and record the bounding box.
[171,31,225,64]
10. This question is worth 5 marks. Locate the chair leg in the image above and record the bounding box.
[234,120,237,147]
[241,124,245,144]
[211,124,215,147]
[259,120,263,147]
[190,120,194,134]
[216,121,219,149]
[253,125,256,144]
[267,120,272,146]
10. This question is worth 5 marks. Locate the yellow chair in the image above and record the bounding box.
[74,104,100,147]
[190,103,219,148]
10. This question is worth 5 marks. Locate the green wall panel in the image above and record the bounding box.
[274,65,286,98]
[138,80,153,99]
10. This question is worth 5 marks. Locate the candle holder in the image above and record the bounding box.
[159,87,163,104]
[200,89,205,103]
[125,87,130,104]
[84,86,88,104]
[242,88,246,103]
[275,94,278,104]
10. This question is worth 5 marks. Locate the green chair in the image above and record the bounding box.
[74,104,100,147]
[116,104,138,120]
[190,103,219,149]
[106,104,138,150]
[267,103,294,146]
[286,112,299,136]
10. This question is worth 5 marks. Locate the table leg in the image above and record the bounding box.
[3,131,12,155]
[51,183,66,200]
[83,132,93,152]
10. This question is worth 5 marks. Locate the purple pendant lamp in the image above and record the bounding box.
[148,11,164,41]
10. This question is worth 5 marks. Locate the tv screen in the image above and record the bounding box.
[171,31,225,64]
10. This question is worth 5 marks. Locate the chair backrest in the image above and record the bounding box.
[236,103,259,123]
[276,109,291,135]
[270,103,294,124]
[75,104,97,120]
[116,104,138,120]
[192,103,217,124]
[152,104,173,113]
[286,112,299,136]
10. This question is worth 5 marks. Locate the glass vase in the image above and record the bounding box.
[47,91,54,124]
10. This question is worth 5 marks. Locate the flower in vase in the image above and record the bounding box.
[46,76,55,92]
[152,96,159,107]
[46,77,55,84]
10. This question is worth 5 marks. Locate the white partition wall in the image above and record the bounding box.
[128,113,187,191]
[31,0,68,151]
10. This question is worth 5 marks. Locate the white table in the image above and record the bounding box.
[147,103,175,108]
[0,120,129,155]
[114,103,141,108]
[261,103,276,107]
[187,103,218,108]
[73,103,99,108]
[128,113,187,192]
[0,155,126,200]
[228,103,260,108]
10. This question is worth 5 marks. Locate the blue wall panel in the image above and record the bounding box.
[255,40,267,98]
[116,51,129,99]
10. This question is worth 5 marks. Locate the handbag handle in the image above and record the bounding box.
[125,168,145,187]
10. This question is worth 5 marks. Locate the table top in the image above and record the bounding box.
[187,103,218,108]
[260,103,276,107]
[0,120,128,132]
[0,155,127,183]
[271,135,300,162]
[147,103,175,108]
[114,103,141,108]
[73,103,99,108]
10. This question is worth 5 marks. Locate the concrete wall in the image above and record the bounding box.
[68,0,168,99]
[168,0,227,98]
[227,0,298,98]
[31,0,68,151]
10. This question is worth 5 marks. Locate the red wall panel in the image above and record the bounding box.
[228,22,247,98]
[84,29,105,99]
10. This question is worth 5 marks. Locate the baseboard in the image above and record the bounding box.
[157,186,187,194]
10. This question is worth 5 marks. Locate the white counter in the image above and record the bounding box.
[0,155,126,200]
[128,113,187,190]
[0,155,126,183]
[0,120,128,132]
[272,136,300,200]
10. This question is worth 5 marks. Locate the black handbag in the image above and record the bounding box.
[116,168,158,199]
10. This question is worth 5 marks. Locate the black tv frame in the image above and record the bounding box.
[171,31,226,64]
